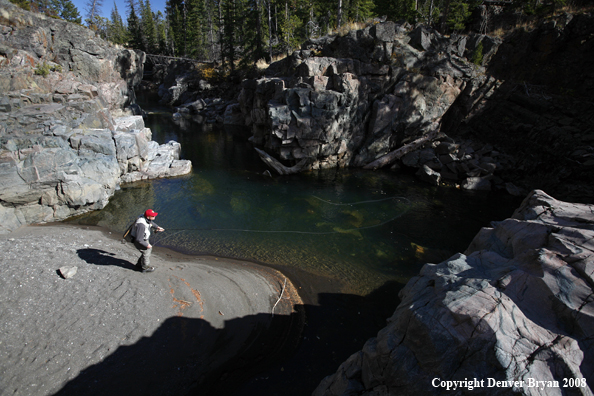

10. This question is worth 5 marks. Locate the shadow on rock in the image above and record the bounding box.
[77,248,136,271]
[51,281,406,396]
[52,309,303,396]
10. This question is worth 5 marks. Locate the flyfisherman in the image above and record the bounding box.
[131,209,165,273]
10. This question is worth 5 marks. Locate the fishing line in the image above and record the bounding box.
[153,196,411,244]
[311,195,405,206]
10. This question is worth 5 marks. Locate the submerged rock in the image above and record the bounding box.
[314,189,594,395]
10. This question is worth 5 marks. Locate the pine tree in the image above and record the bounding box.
[348,0,375,23]
[127,0,143,49]
[154,11,171,55]
[186,0,208,59]
[222,0,238,71]
[166,0,186,57]
[60,0,82,23]
[140,0,158,53]
[241,0,267,66]
[446,0,471,31]
[108,1,127,44]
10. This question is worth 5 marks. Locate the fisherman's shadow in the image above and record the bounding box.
[77,248,136,271]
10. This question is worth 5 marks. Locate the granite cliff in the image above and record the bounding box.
[0,0,191,233]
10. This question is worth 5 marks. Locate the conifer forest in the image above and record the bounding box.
[10,0,569,72]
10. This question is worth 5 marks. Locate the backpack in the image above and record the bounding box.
[122,220,136,243]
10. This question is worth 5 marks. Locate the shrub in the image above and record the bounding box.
[472,41,484,66]
[34,62,63,77]
[9,0,30,11]
[200,65,216,81]
[34,62,50,77]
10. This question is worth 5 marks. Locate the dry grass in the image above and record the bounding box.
[559,1,594,14]
[255,58,269,70]
[255,53,289,70]
[327,18,380,37]
[333,21,368,37]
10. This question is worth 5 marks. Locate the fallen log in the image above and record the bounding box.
[363,123,440,170]
[255,147,311,175]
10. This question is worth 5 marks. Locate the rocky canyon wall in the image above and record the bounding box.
[0,0,191,233]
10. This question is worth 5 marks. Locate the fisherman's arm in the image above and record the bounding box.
[151,221,164,232]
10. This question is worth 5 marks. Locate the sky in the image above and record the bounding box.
[70,0,167,21]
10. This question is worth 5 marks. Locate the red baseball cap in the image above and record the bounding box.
[145,209,158,217]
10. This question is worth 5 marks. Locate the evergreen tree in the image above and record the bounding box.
[85,0,104,25]
[140,0,158,53]
[60,0,82,23]
[9,0,31,11]
[91,15,109,38]
[241,0,267,66]
[127,0,143,49]
[186,0,208,59]
[154,11,171,55]
[348,0,375,23]
[446,0,471,31]
[277,0,303,54]
[166,0,186,56]
[222,0,238,71]
[108,1,127,44]
[373,0,416,24]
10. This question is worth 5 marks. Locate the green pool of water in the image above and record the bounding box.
[66,110,522,296]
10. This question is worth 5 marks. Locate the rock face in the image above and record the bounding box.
[142,57,237,124]
[0,0,144,110]
[237,22,488,173]
[0,1,191,233]
[443,12,594,203]
[0,114,191,233]
[313,189,594,396]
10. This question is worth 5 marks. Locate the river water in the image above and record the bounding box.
[66,107,522,298]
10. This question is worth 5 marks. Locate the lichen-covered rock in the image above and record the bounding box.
[314,190,593,396]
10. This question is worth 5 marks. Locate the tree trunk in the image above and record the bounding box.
[255,0,263,64]
[268,0,272,61]
[255,148,311,175]
[219,0,225,70]
[440,0,451,33]
[363,124,440,170]
[285,1,289,56]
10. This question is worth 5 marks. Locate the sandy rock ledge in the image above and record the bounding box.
[0,224,302,396]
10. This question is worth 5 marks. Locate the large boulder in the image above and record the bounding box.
[313,189,594,396]
[0,115,191,234]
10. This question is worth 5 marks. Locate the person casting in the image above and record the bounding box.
[131,209,165,273]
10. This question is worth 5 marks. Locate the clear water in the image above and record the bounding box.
[66,107,523,296]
